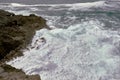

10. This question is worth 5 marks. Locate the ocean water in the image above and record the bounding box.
[0,0,120,80]
[0,0,101,4]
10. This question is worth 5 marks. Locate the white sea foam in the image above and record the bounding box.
[0,1,105,10]
[10,3,26,7]
[1,0,120,12]
[7,20,120,80]
[49,1,105,10]
[1,1,120,80]
[9,1,105,7]
[6,10,31,15]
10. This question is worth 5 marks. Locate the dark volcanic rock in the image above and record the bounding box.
[0,64,41,80]
[0,9,49,80]
[0,9,48,60]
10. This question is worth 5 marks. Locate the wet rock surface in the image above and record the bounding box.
[0,9,48,80]
[0,64,41,80]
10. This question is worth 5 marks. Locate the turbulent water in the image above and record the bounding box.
[0,0,120,80]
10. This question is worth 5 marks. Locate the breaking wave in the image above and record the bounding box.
[0,0,120,80]
[7,19,120,80]
[0,0,120,12]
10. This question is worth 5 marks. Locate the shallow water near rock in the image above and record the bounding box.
[0,0,120,80]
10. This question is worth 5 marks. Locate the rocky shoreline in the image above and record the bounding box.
[0,9,49,80]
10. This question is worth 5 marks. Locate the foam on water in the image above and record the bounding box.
[9,1,105,7]
[7,20,120,80]
[7,10,31,15]
[10,3,26,7]
[0,1,119,11]
[1,0,120,80]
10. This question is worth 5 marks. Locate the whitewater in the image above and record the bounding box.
[0,0,120,80]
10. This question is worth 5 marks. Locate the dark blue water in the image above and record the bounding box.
[0,0,102,4]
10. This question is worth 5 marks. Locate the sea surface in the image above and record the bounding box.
[0,0,120,80]
[0,0,101,4]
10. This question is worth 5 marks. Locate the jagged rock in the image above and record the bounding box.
[0,64,41,80]
[0,67,4,74]
[0,9,49,80]
[0,9,48,60]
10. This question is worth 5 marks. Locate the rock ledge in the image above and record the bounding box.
[0,9,48,80]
